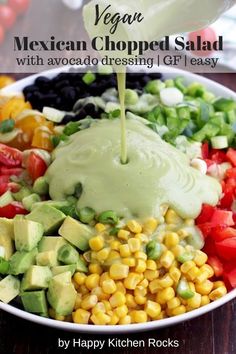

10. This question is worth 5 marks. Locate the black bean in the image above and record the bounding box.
[149,72,162,80]
[35,76,51,89]
[83,103,97,116]
[23,85,39,96]
[54,80,70,91]
[61,114,76,124]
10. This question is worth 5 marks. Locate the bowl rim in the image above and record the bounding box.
[1,65,236,333]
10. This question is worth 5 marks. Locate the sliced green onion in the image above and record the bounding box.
[0,257,9,274]
[78,207,96,224]
[146,240,162,260]
[74,183,83,199]
[82,71,96,85]
[177,278,195,299]
[98,210,119,225]
[0,119,15,134]
[177,252,194,264]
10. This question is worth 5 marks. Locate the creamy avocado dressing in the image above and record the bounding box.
[46,118,221,220]
[117,71,127,164]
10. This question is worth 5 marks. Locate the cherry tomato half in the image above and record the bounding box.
[27,152,47,181]
[0,144,22,167]
[0,202,27,218]
[0,5,16,30]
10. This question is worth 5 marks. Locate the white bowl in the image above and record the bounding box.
[1,66,236,333]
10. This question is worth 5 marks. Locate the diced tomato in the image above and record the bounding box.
[216,237,236,260]
[224,268,236,288]
[0,175,10,184]
[211,210,234,227]
[201,142,209,159]
[205,159,214,169]
[211,226,236,242]
[225,178,236,190]
[0,166,23,176]
[220,190,234,209]
[226,148,236,167]
[210,150,227,164]
[0,144,22,167]
[196,204,216,224]
[27,152,47,181]
[0,202,27,218]
[203,236,217,256]
[197,223,213,238]
[207,256,224,277]
[226,167,236,179]
[0,182,20,195]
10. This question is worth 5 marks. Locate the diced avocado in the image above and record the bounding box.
[26,205,66,235]
[58,244,79,265]
[32,200,71,211]
[9,248,38,275]
[21,290,48,314]
[33,177,49,195]
[0,218,14,260]
[59,216,94,251]
[38,237,67,253]
[0,257,10,274]
[36,251,59,267]
[14,219,44,252]
[0,218,14,240]
[0,191,14,207]
[51,264,77,276]
[47,272,76,316]
[13,187,32,202]
[22,194,41,212]
[21,265,52,291]
[76,257,88,273]
[0,275,20,303]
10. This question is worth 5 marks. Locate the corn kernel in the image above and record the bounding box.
[143,218,158,235]
[109,314,119,325]
[97,248,110,262]
[152,310,166,320]
[74,294,82,310]
[156,287,175,304]
[195,271,209,284]
[172,305,186,316]
[81,295,98,310]
[118,229,130,241]
[134,251,148,260]
[126,294,137,308]
[119,315,131,325]
[149,279,163,294]
[116,281,126,294]
[92,302,106,315]
[127,220,142,234]
[73,272,86,286]
[139,278,149,288]
[132,310,148,323]
[144,269,159,281]
[99,272,110,284]
[187,266,200,281]
[89,263,103,275]
[160,250,175,268]
[167,297,181,310]
[169,266,181,283]
[158,274,174,288]
[213,281,225,289]
[193,250,208,267]
[124,272,141,289]
[95,223,107,233]
[79,284,89,295]
[109,291,126,308]
[201,264,214,278]
[177,229,189,239]
[165,209,182,224]
[135,295,147,305]
[89,236,104,251]
[164,232,180,248]
[195,280,213,295]
[91,287,109,301]
[102,300,112,312]
[135,259,147,273]
[101,279,117,294]
[187,293,201,309]
[145,300,161,318]
[180,261,195,273]
[135,233,149,244]
[188,282,196,292]
[128,238,141,253]
[122,257,136,267]
[107,250,120,262]
[134,286,147,298]
[172,245,185,257]
[85,274,100,290]
[110,240,121,250]
[146,260,157,270]
[201,295,210,306]
[91,312,111,325]
[119,244,131,258]
[114,305,128,318]
[72,309,90,324]
[209,286,227,301]
[110,264,129,280]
